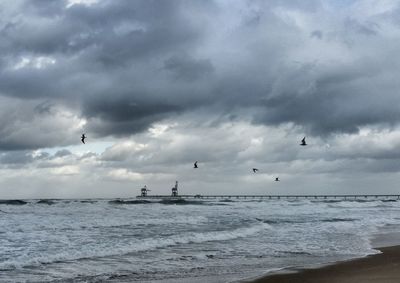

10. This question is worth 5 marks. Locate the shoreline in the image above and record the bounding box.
[243,245,400,283]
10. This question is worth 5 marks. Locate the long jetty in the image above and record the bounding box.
[136,194,400,200]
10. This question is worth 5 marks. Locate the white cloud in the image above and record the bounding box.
[66,0,99,8]
[13,56,56,70]
[105,169,143,182]
[50,165,80,175]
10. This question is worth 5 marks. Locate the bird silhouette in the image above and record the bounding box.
[194,161,198,168]
[300,137,307,146]
[275,177,280,181]
[253,168,258,173]
[81,134,86,144]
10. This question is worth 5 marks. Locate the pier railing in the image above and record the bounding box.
[136,194,400,200]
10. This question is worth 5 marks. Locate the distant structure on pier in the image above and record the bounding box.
[171,181,178,197]
[140,185,150,197]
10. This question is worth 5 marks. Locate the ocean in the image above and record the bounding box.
[1,197,400,282]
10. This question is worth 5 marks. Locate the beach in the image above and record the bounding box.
[247,245,400,283]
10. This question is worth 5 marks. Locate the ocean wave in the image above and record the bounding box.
[108,199,208,205]
[277,250,313,256]
[0,200,27,205]
[158,199,228,205]
[37,199,55,205]
[0,223,270,270]
[321,218,357,222]
[256,217,357,225]
[158,199,205,205]
[3,198,400,283]
[326,200,388,209]
[78,200,98,204]
[93,215,209,228]
[108,199,153,205]
[219,199,235,202]
[311,200,343,203]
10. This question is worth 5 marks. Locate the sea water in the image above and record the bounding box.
[1,198,400,282]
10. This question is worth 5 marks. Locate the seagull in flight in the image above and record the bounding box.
[300,137,307,146]
[194,161,198,168]
[81,134,86,144]
[275,177,280,182]
[253,168,259,173]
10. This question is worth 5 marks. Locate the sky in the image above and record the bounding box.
[1,0,400,198]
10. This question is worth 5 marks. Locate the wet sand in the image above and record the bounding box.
[246,245,400,283]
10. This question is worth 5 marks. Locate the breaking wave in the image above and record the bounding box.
[37,199,55,205]
[0,223,270,270]
[109,199,153,205]
[0,200,27,205]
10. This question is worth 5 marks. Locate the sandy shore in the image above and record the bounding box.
[246,245,400,283]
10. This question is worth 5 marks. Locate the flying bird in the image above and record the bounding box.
[194,161,198,168]
[275,177,280,182]
[300,137,307,146]
[253,168,259,173]
[81,134,86,144]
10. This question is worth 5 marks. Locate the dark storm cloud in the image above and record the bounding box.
[83,97,182,136]
[255,55,400,135]
[0,0,208,148]
[1,0,400,150]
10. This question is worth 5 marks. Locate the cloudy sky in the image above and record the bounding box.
[1,0,400,198]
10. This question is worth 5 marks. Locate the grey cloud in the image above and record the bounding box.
[79,152,98,160]
[84,98,180,122]
[1,1,198,61]
[0,0,208,144]
[34,101,55,115]
[0,97,83,150]
[345,19,379,36]
[54,149,72,157]
[0,151,33,164]
[0,0,400,149]
[310,30,323,39]
[255,57,400,135]
[0,150,49,168]
[164,54,214,81]
[83,98,182,137]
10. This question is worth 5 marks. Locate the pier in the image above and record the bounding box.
[137,182,400,200]
[136,194,400,200]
